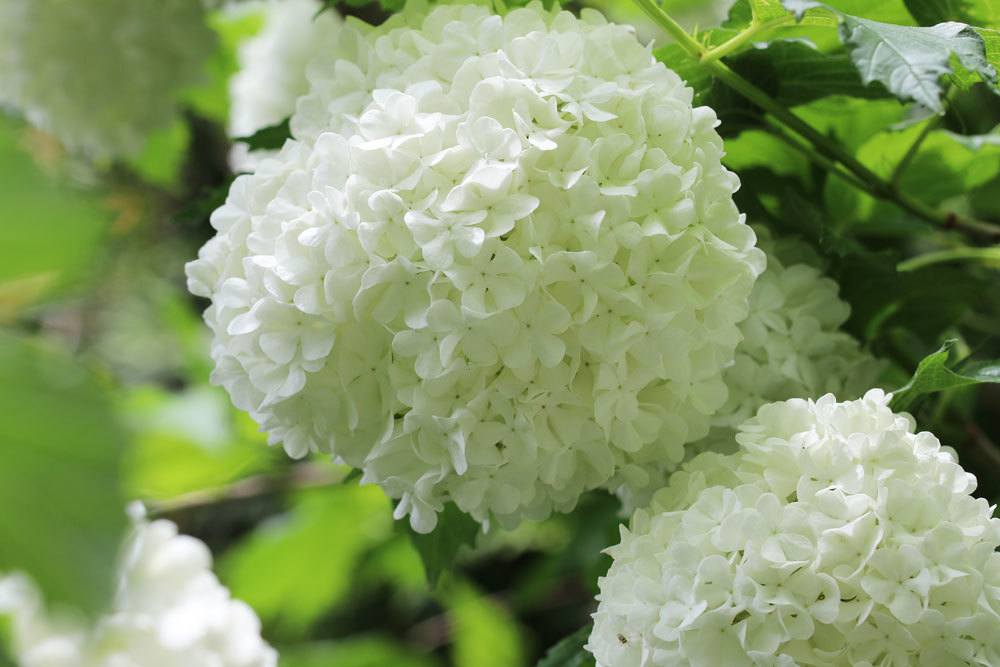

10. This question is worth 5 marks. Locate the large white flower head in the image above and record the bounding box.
[590,390,1000,666]
[0,0,215,159]
[613,230,885,512]
[229,0,343,141]
[187,1,764,532]
[0,513,277,667]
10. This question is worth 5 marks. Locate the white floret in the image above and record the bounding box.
[590,390,1000,666]
[0,514,277,667]
[613,230,885,512]
[228,0,344,171]
[188,1,764,532]
[0,0,215,159]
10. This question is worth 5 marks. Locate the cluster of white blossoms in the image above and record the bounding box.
[590,390,1000,666]
[187,1,764,532]
[0,0,215,159]
[228,0,343,170]
[612,231,884,511]
[0,514,277,667]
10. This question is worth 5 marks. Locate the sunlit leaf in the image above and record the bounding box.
[121,385,274,499]
[0,333,127,615]
[281,636,440,667]
[0,120,109,305]
[446,581,525,667]
[891,339,1000,410]
[723,129,812,180]
[221,484,394,638]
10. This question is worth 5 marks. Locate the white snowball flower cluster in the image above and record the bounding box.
[0,0,215,159]
[715,230,884,430]
[590,390,1000,666]
[187,1,764,532]
[0,514,277,667]
[613,230,884,512]
[229,0,343,170]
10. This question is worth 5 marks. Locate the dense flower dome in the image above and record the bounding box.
[590,391,1000,666]
[613,231,884,512]
[0,513,277,667]
[229,0,343,170]
[187,1,764,532]
[0,0,215,159]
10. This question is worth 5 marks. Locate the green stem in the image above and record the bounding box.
[765,121,872,194]
[147,462,348,519]
[897,245,1000,272]
[891,115,944,188]
[632,0,706,56]
[702,16,794,63]
[633,0,1000,241]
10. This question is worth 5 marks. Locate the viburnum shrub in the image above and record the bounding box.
[590,391,1000,666]
[0,0,215,159]
[3,0,1000,665]
[187,0,764,532]
[0,510,277,667]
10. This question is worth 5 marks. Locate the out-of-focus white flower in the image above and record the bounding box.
[0,513,277,667]
[188,1,764,533]
[228,0,343,171]
[0,0,215,160]
[613,230,885,512]
[590,390,1000,666]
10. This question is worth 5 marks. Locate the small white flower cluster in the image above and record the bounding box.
[590,391,1000,666]
[613,231,884,511]
[187,1,764,532]
[0,0,215,159]
[0,515,277,667]
[716,231,884,430]
[229,0,343,170]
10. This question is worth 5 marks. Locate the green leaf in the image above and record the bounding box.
[537,626,594,667]
[0,119,110,314]
[399,503,479,588]
[658,39,892,135]
[905,0,1000,25]
[977,27,1000,71]
[181,9,262,125]
[828,119,1000,216]
[841,16,996,111]
[121,385,274,500]
[731,40,892,106]
[234,118,292,152]
[126,120,191,189]
[281,637,440,667]
[826,0,918,23]
[723,129,812,180]
[0,333,127,615]
[221,484,393,638]
[0,616,15,667]
[446,581,525,667]
[904,0,974,24]
[795,96,907,151]
[781,2,997,110]
[890,339,1000,410]
[750,0,794,21]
